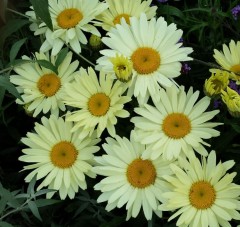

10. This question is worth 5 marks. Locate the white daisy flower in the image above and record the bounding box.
[159,151,240,227]
[63,67,131,138]
[96,0,157,31]
[93,131,174,220]
[131,86,222,160]
[10,51,79,117]
[40,0,108,55]
[19,115,100,200]
[96,13,193,104]
[212,40,240,83]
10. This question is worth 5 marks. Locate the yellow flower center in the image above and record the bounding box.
[57,8,83,29]
[127,158,156,188]
[88,93,110,116]
[50,141,78,168]
[189,181,216,209]
[162,113,191,139]
[230,64,240,73]
[37,73,61,97]
[131,47,161,75]
[113,13,130,25]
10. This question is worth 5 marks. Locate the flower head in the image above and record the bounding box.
[10,51,79,117]
[110,54,133,82]
[159,151,240,227]
[231,5,240,20]
[204,70,229,97]
[212,40,240,84]
[63,67,131,137]
[131,86,222,160]
[221,87,240,117]
[39,0,108,55]
[93,131,174,220]
[96,0,157,31]
[97,14,193,104]
[19,115,100,200]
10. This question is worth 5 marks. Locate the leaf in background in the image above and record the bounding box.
[27,174,36,196]
[36,60,58,74]
[0,0,8,23]
[55,48,68,68]
[30,0,53,30]
[35,199,60,208]
[6,59,32,68]
[0,75,23,101]
[28,201,42,221]
[161,5,184,18]
[0,87,5,107]
[0,19,29,49]
[0,221,14,227]
[9,38,28,62]
[34,189,56,197]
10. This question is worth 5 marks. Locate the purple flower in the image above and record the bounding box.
[231,5,240,20]
[213,99,222,109]
[181,63,191,74]
[157,0,168,2]
[228,80,240,94]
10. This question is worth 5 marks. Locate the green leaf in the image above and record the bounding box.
[30,0,53,30]
[0,87,5,107]
[9,38,28,62]
[34,189,56,197]
[161,5,184,18]
[55,48,68,68]
[35,199,60,208]
[27,174,37,196]
[0,19,29,48]
[0,76,23,101]
[36,60,58,74]
[28,201,42,221]
[0,221,14,227]
[6,59,32,68]
[0,197,8,215]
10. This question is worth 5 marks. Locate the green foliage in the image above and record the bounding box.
[0,176,59,225]
[30,0,53,30]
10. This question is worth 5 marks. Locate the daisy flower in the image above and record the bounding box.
[212,40,240,83]
[10,51,79,117]
[63,67,131,138]
[204,70,229,97]
[93,131,174,220]
[96,13,193,104]
[159,151,240,227]
[96,0,157,31]
[19,115,100,200]
[40,0,108,55]
[131,86,222,160]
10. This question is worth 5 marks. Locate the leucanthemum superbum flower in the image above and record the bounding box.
[131,86,222,160]
[63,67,131,138]
[212,40,240,84]
[221,87,240,118]
[19,115,100,200]
[96,13,193,104]
[96,0,157,31]
[10,51,79,117]
[93,131,174,220]
[39,0,108,55]
[159,151,240,227]
[204,70,229,97]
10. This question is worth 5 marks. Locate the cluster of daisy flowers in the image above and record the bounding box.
[9,0,240,226]
[204,40,240,118]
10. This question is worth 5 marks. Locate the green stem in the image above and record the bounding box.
[6,8,30,19]
[193,58,240,76]
[0,198,30,221]
[147,220,153,227]
[0,67,13,74]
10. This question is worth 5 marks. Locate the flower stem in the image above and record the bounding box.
[193,58,240,76]
[7,8,30,19]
